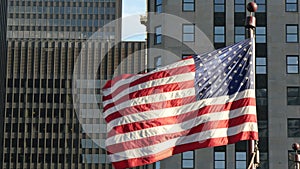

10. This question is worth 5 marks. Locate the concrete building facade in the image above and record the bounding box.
[2,0,150,169]
[147,0,300,169]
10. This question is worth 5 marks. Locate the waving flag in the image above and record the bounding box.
[102,39,258,169]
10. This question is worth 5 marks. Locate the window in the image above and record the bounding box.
[286,0,298,12]
[288,118,300,137]
[183,24,195,42]
[154,56,162,68]
[214,152,225,169]
[287,55,299,74]
[214,0,225,12]
[214,26,225,43]
[255,0,266,12]
[256,57,267,74]
[256,27,266,43]
[256,88,267,106]
[236,152,246,169]
[155,26,162,44]
[234,0,245,12]
[155,0,162,13]
[182,151,194,169]
[155,161,160,169]
[287,87,300,105]
[234,26,245,43]
[286,25,298,43]
[183,0,195,11]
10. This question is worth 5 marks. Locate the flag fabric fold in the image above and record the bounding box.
[102,38,258,169]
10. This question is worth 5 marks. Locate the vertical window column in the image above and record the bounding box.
[183,24,195,42]
[155,26,162,44]
[155,0,162,13]
[286,24,299,43]
[286,0,298,11]
[182,0,195,11]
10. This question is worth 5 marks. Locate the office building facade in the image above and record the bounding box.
[147,0,299,169]
[2,0,150,169]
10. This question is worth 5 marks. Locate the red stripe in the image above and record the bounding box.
[106,113,257,153]
[104,96,196,123]
[110,131,258,169]
[103,80,195,111]
[107,97,256,137]
[103,64,195,99]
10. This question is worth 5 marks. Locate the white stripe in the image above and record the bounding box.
[107,89,255,131]
[104,88,255,121]
[103,72,195,106]
[108,122,258,162]
[103,58,195,96]
[103,87,196,118]
[106,105,256,146]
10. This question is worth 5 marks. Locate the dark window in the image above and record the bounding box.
[155,26,162,44]
[286,25,298,43]
[183,24,195,42]
[288,118,300,137]
[287,55,299,74]
[287,87,300,105]
[286,0,298,11]
[182,0,195,11]
[256,88,267,106]
[182,151,194,169]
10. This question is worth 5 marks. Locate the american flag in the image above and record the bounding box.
[102,38,258,169]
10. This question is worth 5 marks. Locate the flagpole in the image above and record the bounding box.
[245,2,259,169]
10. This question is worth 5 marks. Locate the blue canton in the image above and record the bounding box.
[192,39,254,100]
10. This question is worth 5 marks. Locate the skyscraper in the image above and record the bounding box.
[2,0,148,169]
[147,0,298,169]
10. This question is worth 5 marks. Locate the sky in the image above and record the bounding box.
[122,0,147,41]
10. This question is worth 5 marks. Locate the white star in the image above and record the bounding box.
[204,77,207,81]
[200,63,203,67]
[210,90,213,94]
[228,57,232,61]
[239,74,243,77]
[249,42,252,45]
[251,81,254,85]
[239,45,242,48]
[218,59,222,63]
[219,79,222,82]
[218,51,222,54]
[233,61,237,64]
[229,76,233,80]
[250,61,253,65]
[239,64,243,67]
[223,63,226,67]
[208,54,212,57]
[204,87,207,90]
[238,55,242,58]
[213,75,217,79]
[208,72,211,75]
[235,80,238,83]
[244,48,247,51]
[243,58,248,61]
[249,52,252,55]
[250,71,253,74]
[220,88,223,91]
[240,83,244,86]
[218,69,222,73]
[197,55,201,58]
[208,81,212,84]
[234,70,238,74]
[233,51,237,55]
[229,48,232,51]
[199,73,202,76]
[224,82,228,85]
[199,93,203,96]
[198,83,202,87]
[223,73,227,76]
[245,77,249,80]
[230,86,233,89]
[228,66,232,70]
[204,58,207,61]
